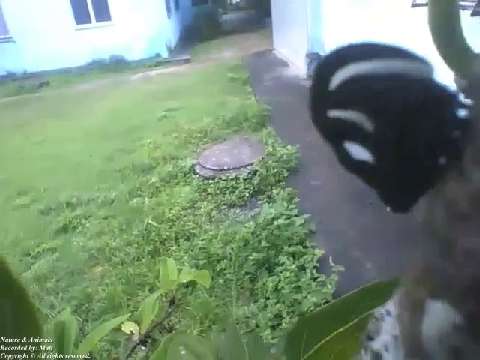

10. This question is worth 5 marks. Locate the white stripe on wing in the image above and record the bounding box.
[329,58,433,91]
[327,109,375,133]
[343,141,375,164]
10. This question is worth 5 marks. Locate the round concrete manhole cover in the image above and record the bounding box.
[198,136,265,171]
[195,163,253,179]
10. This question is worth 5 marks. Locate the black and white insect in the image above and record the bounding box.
[310,42,473,213]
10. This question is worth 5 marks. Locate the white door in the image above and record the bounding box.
[271,0,309,74]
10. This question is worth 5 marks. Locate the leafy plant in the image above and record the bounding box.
[0,258,126,357]
[150,333,217,360]
[77,315,131,355]
[0,258,42,351]
[147,280,398,360]
[48,309,130,356]
[150,323,280,360]
[1,255,399,359]
[122,258,213,358]
[284,280,399,360]
[137,291,164,334]
[52,309,78,355]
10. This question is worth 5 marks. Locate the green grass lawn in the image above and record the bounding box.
[0,47,337,358]
[0,63,240,258]
[0,57,168,99]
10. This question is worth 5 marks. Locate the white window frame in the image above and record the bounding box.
[412,0,480,16]
[0,1,13,42]
[412,0,478,10]
[72,0,113,30]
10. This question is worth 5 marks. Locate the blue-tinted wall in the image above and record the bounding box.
[0,0,199,75]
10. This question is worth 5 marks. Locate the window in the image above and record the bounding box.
[166,0,172,18]
[472,1,480,15]
[0,2,11,40]
[70,0,112,26]
[412,0,480,16]
[457,0,478,9]
[192,0,209,6]
[411,0,428,6]
[412,0,479,11]
[175,0,180,11]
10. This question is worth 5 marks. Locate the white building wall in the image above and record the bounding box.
[0,0,196,74]
[271,0,480,88]
[271,0,309,74]
[318,0,480,89]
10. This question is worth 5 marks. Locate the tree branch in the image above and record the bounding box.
[428,0,480,79]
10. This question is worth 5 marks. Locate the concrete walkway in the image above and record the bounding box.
[247,50,429,295]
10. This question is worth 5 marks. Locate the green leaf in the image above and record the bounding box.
[306,314,372,359]
[138,291,163,334]
[178,267,211,289]
[217,323,248,360]
[190,295,215,317]
[245,333,270,360]
[76,314,130,355]
[285,280,398,360]
[270,337,286,360]
[166,258,179,280]
[166,334,216,360]
[159,257,179,292]
[192,270,212,289]
[53,309,78,355]
[0,258,42,342]
[179,267,195,284]
[150,334,175,360]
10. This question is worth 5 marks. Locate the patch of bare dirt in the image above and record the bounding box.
[131,29,272,81]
